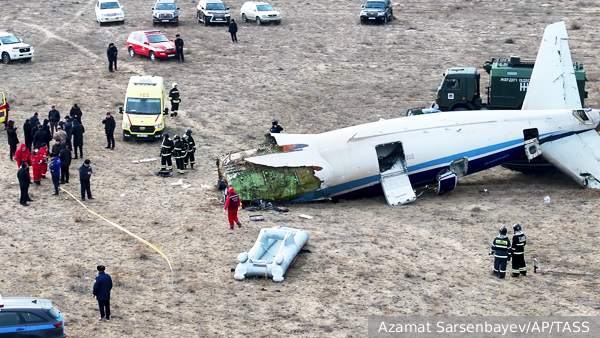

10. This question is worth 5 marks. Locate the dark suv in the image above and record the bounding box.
[360,0,393,24]
[0,295,65,338]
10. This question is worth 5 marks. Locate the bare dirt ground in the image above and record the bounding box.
[1,0,600,336]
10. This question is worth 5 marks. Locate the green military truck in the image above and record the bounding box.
[434,56,587,111]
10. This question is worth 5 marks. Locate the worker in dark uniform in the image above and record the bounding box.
[169,83,180,118]
[183,129,196,170]
[174,34,184,63]
[173,135,186,174]
[490,226,511,279]
[511,223,527,277]
[160,133,174,171]
[270,120,283,133]
[107,43,118,72]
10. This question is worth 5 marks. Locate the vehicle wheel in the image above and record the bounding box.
[150,52,156,62]
[203,15,210,26]
[256,17,261,25]
[22,57,31,63]
[129,47,135,58]
[242,14,247,23]
[274,20,281,25]
[98,20,103,26]
[384,16,388,24]
[360,18,365,25]
[453,107,468,111]
[197,12,201,23]
[2,52,10,64]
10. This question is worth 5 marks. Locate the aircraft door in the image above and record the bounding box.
[523,128,541,160]
[376,142,416,206]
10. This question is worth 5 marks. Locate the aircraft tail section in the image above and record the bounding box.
[522,21,582,111]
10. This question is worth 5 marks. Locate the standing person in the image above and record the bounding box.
[42,119,52,146]
[59,146,72,184]
[54,125,67,144]
[48,105,60,136]
[107,43,118,72]
[17,161,32,206]
[223,187,242,230]
[23,119,33,152]
[29,112,39,128]
[270,120,283,133]
[102,112,115,150]
[6,120,19,161]
[228,19,238,43]
[14,143,31,169]
[49,153,61,195]
[490,226,511,279]
[159,133,174,171]
[39,143,49,179]
[31,148,43,185]
[511,223,527,277]
[169,83,180,118]
[78,159,93,200]
[72,119,85,159]
[92,265,112,321]
[174,34,184,63]
[33,124,48,149]
[183,129,196,170]
[63,116,73,150]
[172,135,186,174]
[51,138,66,157]
[70,104,83,124]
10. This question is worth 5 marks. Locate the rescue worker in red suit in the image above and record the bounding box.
[31,148,44,184]
[14,143,32,169]
[39,143,49,178]
[223,187,242,230]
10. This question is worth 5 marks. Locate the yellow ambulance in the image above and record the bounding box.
[0,92,8,128]
[119,75,168,140]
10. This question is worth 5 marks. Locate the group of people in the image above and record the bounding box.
[159,129,196,174]
[6,104,96,205]
[490,223,528,279]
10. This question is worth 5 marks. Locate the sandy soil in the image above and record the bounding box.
[1,0,600,336]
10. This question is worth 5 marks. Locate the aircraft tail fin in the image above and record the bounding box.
[522,22,582,110]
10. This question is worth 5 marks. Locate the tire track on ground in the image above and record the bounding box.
[58,0,97,30]
[15,20,145,75]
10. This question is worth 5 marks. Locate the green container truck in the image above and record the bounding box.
[434,56,587,111]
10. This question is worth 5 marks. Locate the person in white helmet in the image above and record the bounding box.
[169,83,180,118]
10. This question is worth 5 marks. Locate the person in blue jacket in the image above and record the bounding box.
[93,265,113,321]
[49,153,61,195]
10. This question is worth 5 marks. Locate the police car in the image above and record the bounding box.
[0,294,65,338]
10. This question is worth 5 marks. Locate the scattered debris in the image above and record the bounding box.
[133,158,157,164]
[182,184,192,189]
[120,193,125,197]
[171,179,184,186]
[533,258,539,273]
[274,206,289,212]
[298,214,313,219]
[544,196,551,203]
[201,184,212,188]
[249,215,265,221]
[269,211,280,216]
[244,207,256,212]
[154,171,173,177]
[479,188,489,193]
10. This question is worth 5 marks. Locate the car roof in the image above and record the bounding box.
[204,0,224,3]
[131,30,166,36]
[156,0,176,3]
[99,0,120,2]
[0,297,52,310]
[0,32,14,37]
[244,1,271,4]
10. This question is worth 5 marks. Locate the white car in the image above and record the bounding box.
[240,1,281,25]
[0,31,35,64]
[95,0,125,25]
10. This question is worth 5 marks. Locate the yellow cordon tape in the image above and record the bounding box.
[60,187,174,286]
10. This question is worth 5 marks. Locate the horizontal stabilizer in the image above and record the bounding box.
[540,130,600,188]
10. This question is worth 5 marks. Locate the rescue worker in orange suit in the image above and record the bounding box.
[14,143,32,169]
[490,226,511,279]
[172,135,186,174]
[511,223,527,277]
[160,133,174,171]
[39,143,49,179]
[31,148,44,185]
[183,129,195,170]
[224,187,242,230]
[169,83,180,118]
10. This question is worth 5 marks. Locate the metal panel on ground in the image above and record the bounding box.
[380,171,416,206]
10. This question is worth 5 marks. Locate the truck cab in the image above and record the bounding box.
[119,75,168,140]
[435,68,480,111]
